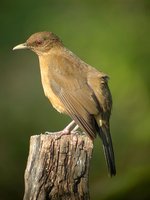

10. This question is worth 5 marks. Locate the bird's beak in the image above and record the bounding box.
[13,43,29,50]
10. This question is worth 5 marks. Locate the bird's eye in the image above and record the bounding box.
[35,39,43,45]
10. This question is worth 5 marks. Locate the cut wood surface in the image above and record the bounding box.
[23,132,93,200]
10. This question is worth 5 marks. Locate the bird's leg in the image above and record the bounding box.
[71,124,79,133]
[63,120,76,132]
[44,120,76,139]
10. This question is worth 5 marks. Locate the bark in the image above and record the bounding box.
[23,132,93,200]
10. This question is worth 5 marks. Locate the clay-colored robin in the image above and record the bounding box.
[13,31,116,176]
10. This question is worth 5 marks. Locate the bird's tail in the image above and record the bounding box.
[97,120,116,176]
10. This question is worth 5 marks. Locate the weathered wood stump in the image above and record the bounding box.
[23,132,93,200]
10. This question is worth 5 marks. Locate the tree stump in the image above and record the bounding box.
[23,132,93,200]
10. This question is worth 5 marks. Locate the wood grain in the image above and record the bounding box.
[23,132,93,200]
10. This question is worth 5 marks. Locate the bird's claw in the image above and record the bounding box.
[43,129,70,140]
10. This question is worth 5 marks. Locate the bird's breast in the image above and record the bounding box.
[38,57,66,114]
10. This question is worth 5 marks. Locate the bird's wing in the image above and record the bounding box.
[88,70,116,176]
[50,73,99,139]
[87,69,112,113]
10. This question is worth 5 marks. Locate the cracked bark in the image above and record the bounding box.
[23,132,93,200]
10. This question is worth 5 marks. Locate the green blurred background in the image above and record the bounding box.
[0,0,150,199]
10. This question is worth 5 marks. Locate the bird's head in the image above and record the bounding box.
[13,31,62,55]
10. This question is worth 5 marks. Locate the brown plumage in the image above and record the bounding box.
[13,31,116,176]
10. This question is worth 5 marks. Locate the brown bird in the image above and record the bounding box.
[13,31,116,176]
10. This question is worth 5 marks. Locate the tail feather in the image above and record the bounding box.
[98,124,116,176]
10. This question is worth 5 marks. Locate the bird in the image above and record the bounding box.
[13,31,116,176]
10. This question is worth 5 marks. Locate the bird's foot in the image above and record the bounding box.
[43,120,79,140]
[44,129,71,140]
